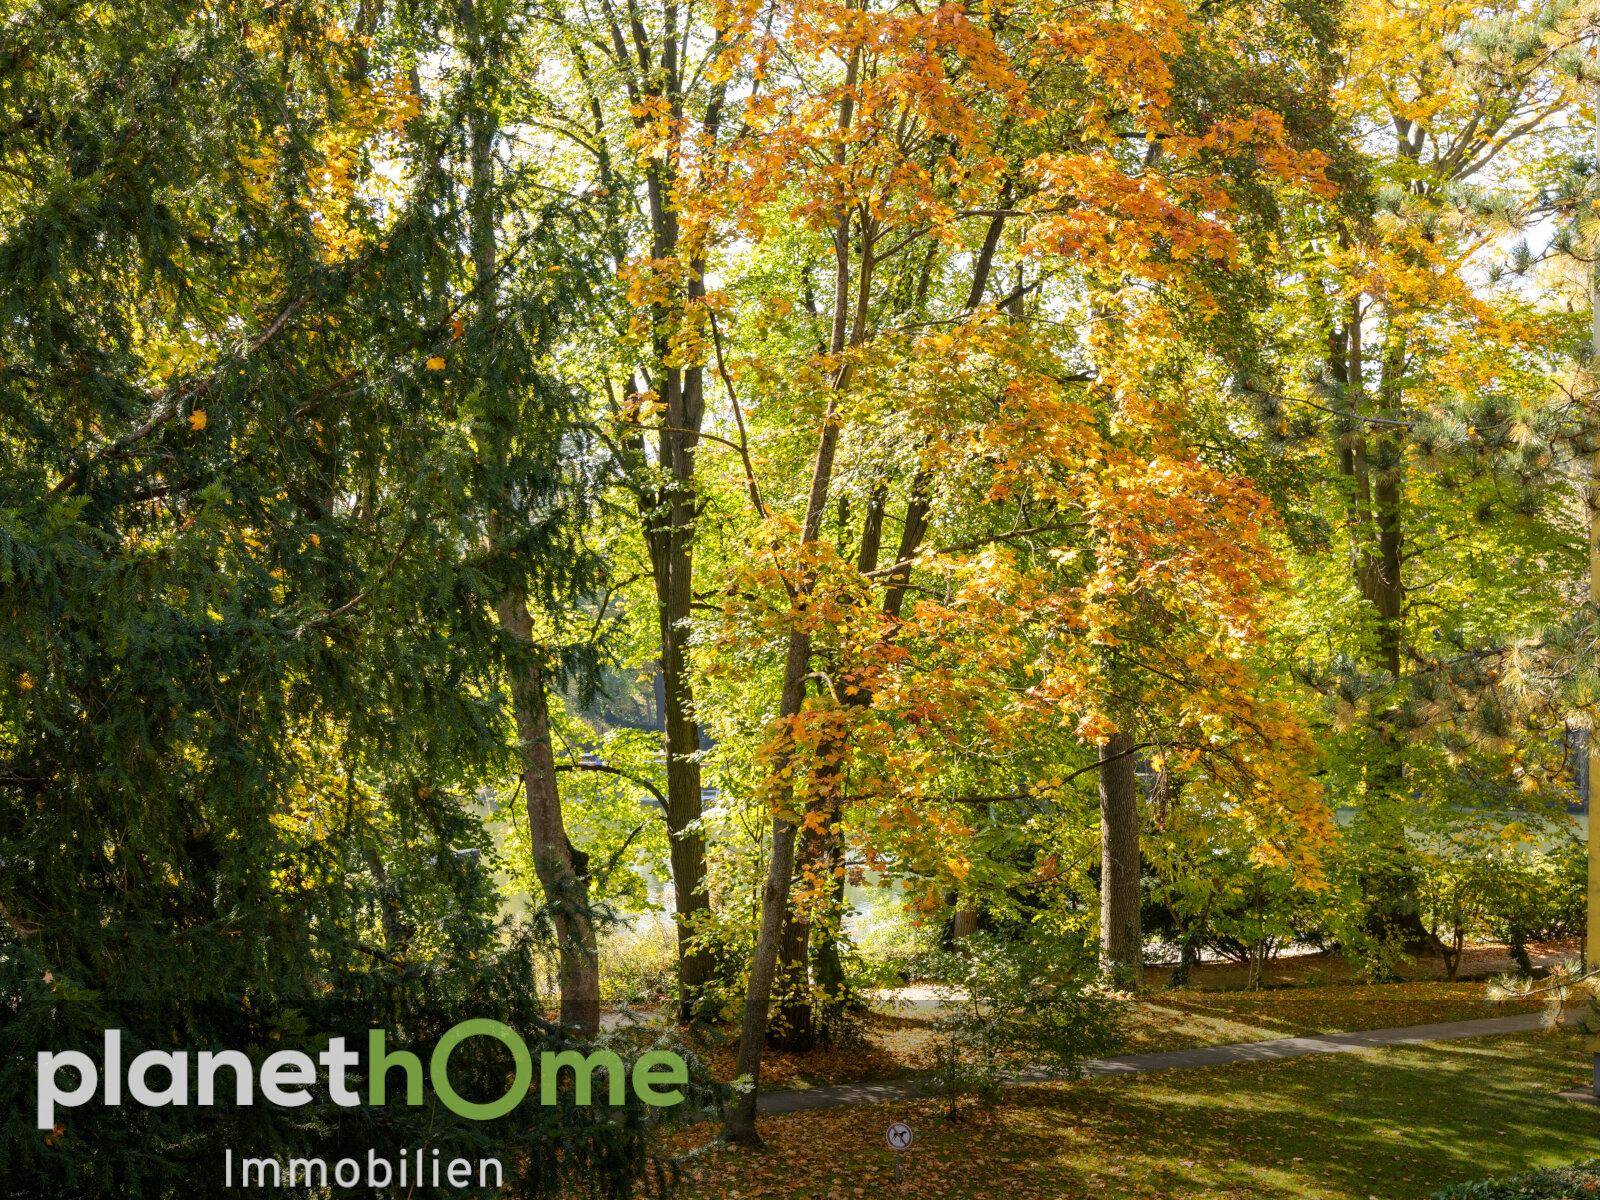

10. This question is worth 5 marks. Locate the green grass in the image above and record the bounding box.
[720,980,1542,1090]
[1122,980,1542,1053]
[667,1032,1600,1199]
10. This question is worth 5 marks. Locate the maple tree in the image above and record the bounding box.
[568,0,1345,1135]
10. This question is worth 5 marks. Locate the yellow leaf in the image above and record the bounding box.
[426,356,446,371]
[188,409,207,431]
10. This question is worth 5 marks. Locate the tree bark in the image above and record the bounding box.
[565,0,725,1025]
[498,596,602,1036]
[1098,731,1141,987]
[633,5,725,1024]
[650,519,715,1021]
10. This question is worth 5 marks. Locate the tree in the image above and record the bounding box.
[528,0,753,1021]
[0,0,659,1191]
[1277,0,1591,951]
[676,0,1337,1139]
[457,0,606,1037]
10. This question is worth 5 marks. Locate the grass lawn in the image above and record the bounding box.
[663,1032,1600,1199]
[1121,979,1542,1054]
[706,979,1544,1091]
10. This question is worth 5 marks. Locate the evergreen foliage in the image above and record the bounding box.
[0,2,662,1194]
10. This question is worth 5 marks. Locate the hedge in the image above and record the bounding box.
[1433,1161,1600,1199]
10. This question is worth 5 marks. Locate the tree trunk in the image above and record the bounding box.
[725,66,864,1135]
[1098,730,1141,987]
[1172,930,1197,987]
[1444,930,1462,981]
[653,525,715,1022]
[632,26,725,1023]
[565,6,721,1023]
[724,403,849,1138]
[771,427,931,1049]
[463,11,599,1037]
[771,709,849,1050]
[497,595,602,1036]
[770,901,814,1050]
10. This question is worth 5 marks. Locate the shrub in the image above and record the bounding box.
[599,917,681,1009]
[1415,824,1586,979]
[1431,1160,1600,1199]
[854,897,942,988]
[920,932,1121,1114]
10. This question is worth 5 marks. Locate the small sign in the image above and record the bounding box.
[885,1121,914,1151]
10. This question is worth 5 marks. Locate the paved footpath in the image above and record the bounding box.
[757,1011,1546,1114]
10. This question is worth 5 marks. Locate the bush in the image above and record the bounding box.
[1431,1160,1600,1199]
[599,917,681,1009]
[1415,824,1586,979]
[920,932,1121,1114]
[854,898,942,988]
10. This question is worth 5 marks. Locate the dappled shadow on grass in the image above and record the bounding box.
[682,980,1542,1094]
[662,1032,1600,1200]
[1120,980,1539,1055]
[1029,1033,1598,1198]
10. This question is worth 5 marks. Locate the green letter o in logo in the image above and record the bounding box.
[431,1020,532,1120]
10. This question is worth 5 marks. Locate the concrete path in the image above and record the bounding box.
[756,1011,1547,1114]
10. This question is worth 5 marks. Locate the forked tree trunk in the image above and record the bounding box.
[630,21,728,1024]
[766,195,993,1050]
[1098,731,1141,987]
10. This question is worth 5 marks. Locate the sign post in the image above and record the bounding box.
[885,1122,913,1193]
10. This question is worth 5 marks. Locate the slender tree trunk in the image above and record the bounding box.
[464,6,599,1036]
[1098,730,1141,987]
[724,632,814,1143]
[765,172,996,1052]
[724,384,851,1134]
[561,13,718,1021]
[499,597,602,1035]
[725,48,864,1141]
[1588,73,1600,983]
[632,12,727,1022]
